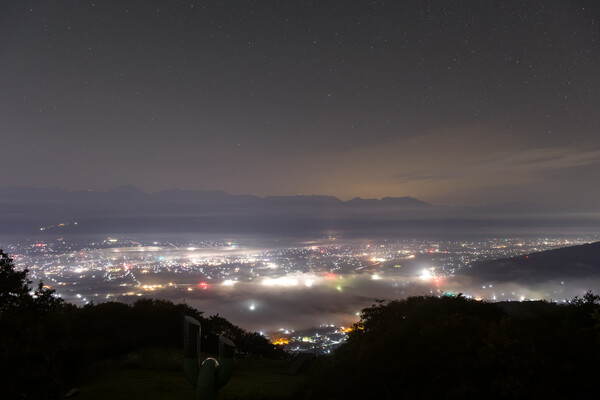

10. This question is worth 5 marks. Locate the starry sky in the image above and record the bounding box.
[1,1,599,206]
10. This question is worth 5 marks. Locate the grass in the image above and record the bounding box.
[219,357,305,400]
[74,347,305,400]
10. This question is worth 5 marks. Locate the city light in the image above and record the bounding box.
[4,233,593,349]
[420,269,432,281]
[262,277,298,287]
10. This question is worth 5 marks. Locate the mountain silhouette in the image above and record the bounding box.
[0,186,597,236]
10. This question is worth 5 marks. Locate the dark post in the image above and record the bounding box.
[216,336,235,388]
[183,316,202,386]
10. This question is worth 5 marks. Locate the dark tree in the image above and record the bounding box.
[0,249,31,312]
[0,249,63,314]
[0,249,68,399]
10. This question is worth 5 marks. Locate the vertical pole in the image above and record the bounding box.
[216,336,235,388]
[183,316,201,386]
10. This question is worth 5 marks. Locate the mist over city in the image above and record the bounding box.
[3,229,600,334]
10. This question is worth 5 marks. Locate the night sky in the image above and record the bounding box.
[2,1,599,206]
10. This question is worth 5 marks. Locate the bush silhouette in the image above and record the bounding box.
[303,296,600,399]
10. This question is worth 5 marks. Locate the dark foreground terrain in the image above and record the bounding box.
[2,249,600,399]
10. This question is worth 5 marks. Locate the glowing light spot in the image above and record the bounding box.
[262,277,298,287]
[420,269,432,281]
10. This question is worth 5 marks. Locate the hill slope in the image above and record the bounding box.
[466,241,600,283]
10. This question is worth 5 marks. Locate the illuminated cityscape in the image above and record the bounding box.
[3,233,597,353]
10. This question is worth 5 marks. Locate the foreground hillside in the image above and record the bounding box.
[0,249,285,399]
[74,351,304,400]
[48,295,600,400]
[3,249,600,399]
[303,295,600,399]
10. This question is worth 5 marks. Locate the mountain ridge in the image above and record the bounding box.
[1,185,597,236]
[0,185,431,207]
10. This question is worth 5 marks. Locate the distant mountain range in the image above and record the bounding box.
[0,185,598,235]
[0,185,430,208]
